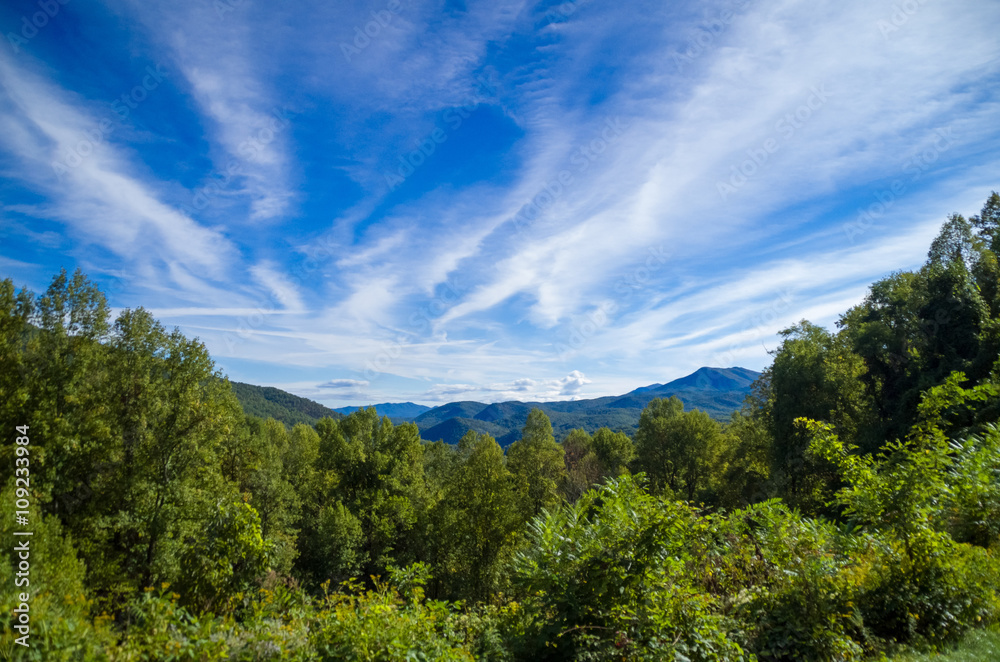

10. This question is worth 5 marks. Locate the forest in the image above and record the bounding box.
[1,192,1000,661]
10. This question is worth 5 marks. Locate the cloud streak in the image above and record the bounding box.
[1,0,998,407]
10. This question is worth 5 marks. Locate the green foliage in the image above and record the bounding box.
[805,373,1000,646]
[507,409,567,518]
[513,475,749,661]
[0,483,112,660]
[560,427,635,502]
[734,501,866,661]
[0,279,34,443]
[314,500,366,583]
[949,424,1000,546]
[632,397,725,501]
[430,431,524,601]
[177,501,271,613]
[717,411,771,508]
[85,307,240,602]
[220,416,300,573]
[762,321,874,511]
[560,428,600,502]
[591,427,635,477]
[313,577,475,662]
[296,409,427,587]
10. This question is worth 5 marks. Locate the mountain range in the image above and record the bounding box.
[333,402,432,419]
[231,367,760,446]
[411,366,759,446]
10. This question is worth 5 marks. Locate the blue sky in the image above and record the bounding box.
[1,0,998,407]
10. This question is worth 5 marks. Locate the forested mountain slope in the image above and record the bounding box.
[230,381,342,426]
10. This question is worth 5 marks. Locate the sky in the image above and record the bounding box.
[0,0,998,407]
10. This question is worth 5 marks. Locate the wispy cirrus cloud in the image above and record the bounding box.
[0,52,238,289]
[1,0,998,407]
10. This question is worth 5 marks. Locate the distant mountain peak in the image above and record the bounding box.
[628,366,759,396]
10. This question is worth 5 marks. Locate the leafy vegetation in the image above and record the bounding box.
[1,193,999,660]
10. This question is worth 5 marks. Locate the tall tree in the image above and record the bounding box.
[90,308,240,599]
[0,279,34,467]
[219,416,300,573]
[591,427,635,477]
[302,409,426,584]
[433,431,523,600]
[632,398,724,501]
[560,428,600,502]
[507,409,567,518]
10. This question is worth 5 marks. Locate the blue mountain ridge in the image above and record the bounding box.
[408,366,760,446]
[333,402,432,420]
[237,367,761,444]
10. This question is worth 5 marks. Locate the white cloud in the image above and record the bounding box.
[318,379,370,389]
[0,53,239,288]
[420,371,592,402]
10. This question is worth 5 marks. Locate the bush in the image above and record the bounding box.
[734,502,865,661]
[512,475,750,661]
[310,578,474,662]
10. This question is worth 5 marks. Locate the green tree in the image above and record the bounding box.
[433,431,523,600]
[717,410,772,508]
[0,279,34,444]
[177,501,270,612]
[838,204,999,447]
[970,190,1000,251]
[86,308,239,601]
[591,427,635,477]
[284,422,320,487]
[507,409,567,517]
[763,321,872,510]
[219,416,300,573]
[301,409,427,585]
[632,397,723,501]
[805,373,1000,643]
[560,428,600,502]
[21,270,113,515]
